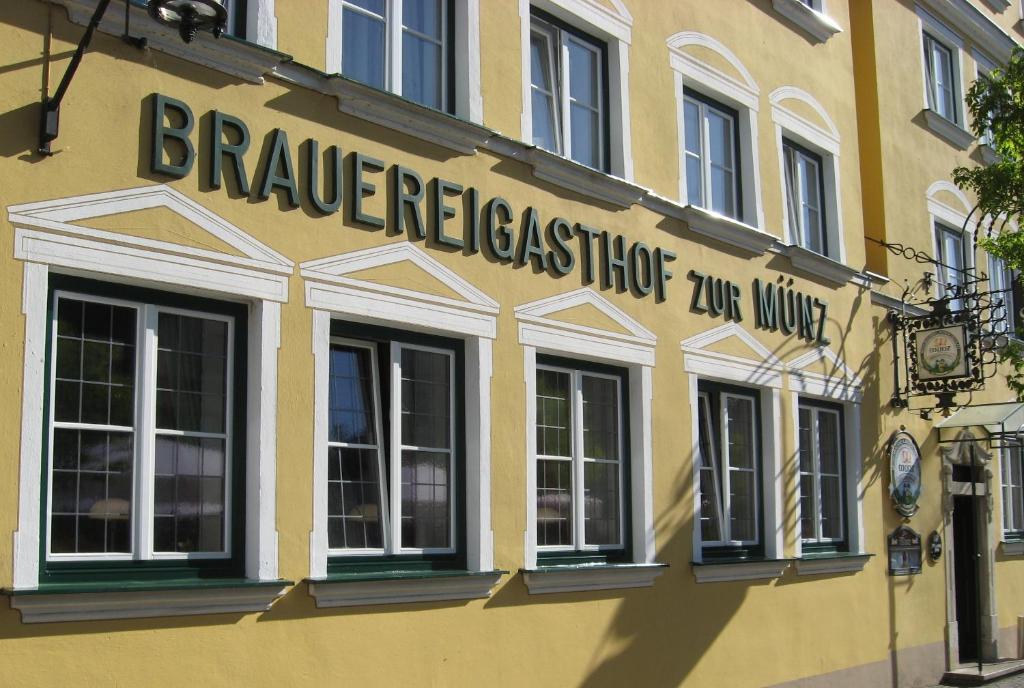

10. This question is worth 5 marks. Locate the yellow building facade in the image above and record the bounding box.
[0,0,1022,686]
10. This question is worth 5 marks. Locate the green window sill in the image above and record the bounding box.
[306,570,506,608]
[5,578,291,624]
[522,562,668,594]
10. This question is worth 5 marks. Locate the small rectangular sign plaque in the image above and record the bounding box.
[913,325,969,381]
[888,526,922,575]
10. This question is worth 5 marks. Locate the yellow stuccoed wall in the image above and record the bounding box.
[1,0,1023,686]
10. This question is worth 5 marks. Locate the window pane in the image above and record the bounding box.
[570,104,600,168]
[584,460,618,545]
[400,348,451,448]
[567,39,598,109]
[328,345,377,445]
[798,408,812,473]
[537,458,572,546]
[400,449,450,548]
[342,7,386,89]
[156,313,228,434]
[818,412,840,475]
[348,0,384,14]
[725,396,755,469]
[50,429,133,554]
[707,111,733,170]
[697,395,723,542]
[800,474,815,540]
[402,0,441,38]
[530,31,559,153]
[402,33,443,109]
[54,298,136,426]
[327,446,384,549]
[729,470,756,542]
[820,475,842,540]
[153,436,226,553]
[582,376,618,461]
[536,369,572,457]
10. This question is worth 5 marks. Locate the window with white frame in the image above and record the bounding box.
[45,276,244,574]
[935,222,967,309]
[989,253,1019,335]
[335,0,452,112]
[326,322,462,564]
[696,382,761,555]
[535,358,626,556]
[798,401,845,551]
[221,0,243,36]
[1003,445,1024,538]
[783,138,828,256]
[683,90,741,220]
[529,10,608,171]
[923,31,960,124]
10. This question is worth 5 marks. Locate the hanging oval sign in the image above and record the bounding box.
[889,431,922,518]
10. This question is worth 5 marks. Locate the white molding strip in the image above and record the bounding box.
[9,584,288,623]
[9,184,293,268]
[308,310,331,580]
[523,564,666,594]
[15,229,289,303]
[678,206,776,256]
[923,109,975,150]
[308,572,503,608]
[301,241,498,311]
[12,263,48,589]
[246,300,281,580]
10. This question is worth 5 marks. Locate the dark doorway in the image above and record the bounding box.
[953,495,980,662]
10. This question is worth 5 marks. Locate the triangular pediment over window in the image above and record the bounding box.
[787,346,863,402]
[680,322,783,388]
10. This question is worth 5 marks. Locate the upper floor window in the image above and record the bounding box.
[44,277,245,579]
[697,382,761,557]
[534,358,626,557]
[683,90,741,220]
[934,222,967,309]
[783,139,827,255]
[798,401,845,551]
[221,0,245,37]
[336,0,452,112]
[923,32,959,124]
[989,253,1019,335]
[529,11,608,171]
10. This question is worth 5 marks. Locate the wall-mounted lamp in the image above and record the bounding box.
[39,0,227,156]
[148,0,227,43]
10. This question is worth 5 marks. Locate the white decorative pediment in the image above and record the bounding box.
[515,287,655,367]
[787,346,863,402]
[9,184,292,270]
[301,242,498,339]
[9,185,292,302]
[680,322,783,388]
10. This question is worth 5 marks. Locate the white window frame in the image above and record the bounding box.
[535,363,626,553]
[771,0,842,43]
[797,403,845,546]
[669,32,765,232]
[988,252,1016,335]
[786,347,865,572]
[9,184,289,620]
[519,0,634,180]
[683,93,740,220]
[770,87,846,264]
[682,323,784,579]
[47,293,237,563]
[697,388,762,548]
[528,14,607,171]
[303,241,499,605]
[1000,445,1024,537]
[927,181,977,308]
[327,0,483,123]
[934,222,968,308]
[916,7,968,128]
[518,287,661,593]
